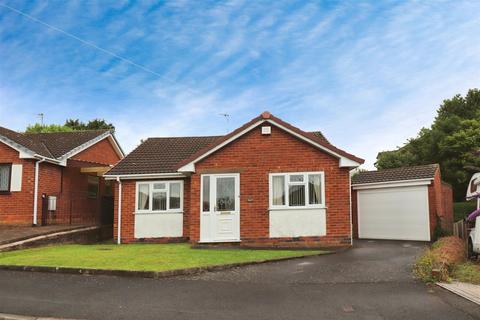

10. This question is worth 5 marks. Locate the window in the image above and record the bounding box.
[87,176,99,198]
[0,164,11,192]
[270,172,324,208]
[136,181,183,213]
[202,176,210,212]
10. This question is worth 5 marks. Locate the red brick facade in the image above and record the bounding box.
[0,137,122,226]
[351,166,454,240]
[114,124,354,247]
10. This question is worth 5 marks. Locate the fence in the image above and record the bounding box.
[41,192,113,226]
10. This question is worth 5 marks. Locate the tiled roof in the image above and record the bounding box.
[0,126,110,160]
[106,136,222,175]
[351,164,439,185]
[107,112,364,176]
[24,130,110,158]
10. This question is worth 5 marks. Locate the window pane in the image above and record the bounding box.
[87,176,99,198]
[0,165,10,192]
[289,185,305,206]
[216,177,235,211]
[153,183,166,190]
[202,176,210,212]
[169,183,181,209]
[272,176,285,205]
[289,174,304,182]
[309,174,322,205]
[137,184,150,210]
[152,191,167,211]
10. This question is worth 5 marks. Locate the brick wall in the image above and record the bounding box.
[441,182,454,231]
[0,142,35,225]
[189,124,352,246]
[71,137,122,165]
[1,136,122,226]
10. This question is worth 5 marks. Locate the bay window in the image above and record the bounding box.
[270,172,325,208]
[136,181,183,213]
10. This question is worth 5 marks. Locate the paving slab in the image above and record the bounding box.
[437,281,480,305]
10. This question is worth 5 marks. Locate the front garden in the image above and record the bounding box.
[0,243,326,272]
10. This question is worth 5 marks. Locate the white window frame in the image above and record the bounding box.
[269,171,325,210]
[135,180,184,214]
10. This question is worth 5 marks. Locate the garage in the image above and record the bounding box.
[356,185,430,241]
[351,164,453,242]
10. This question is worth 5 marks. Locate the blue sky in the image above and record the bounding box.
[1,0,479,168]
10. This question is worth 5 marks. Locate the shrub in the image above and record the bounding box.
[414,236,466,283]
[452,262,480,284]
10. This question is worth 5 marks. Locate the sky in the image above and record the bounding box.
[0,0,479,168]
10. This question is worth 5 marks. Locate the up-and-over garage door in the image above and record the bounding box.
[357,185,430,241]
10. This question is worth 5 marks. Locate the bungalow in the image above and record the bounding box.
[105,112,364,247]
[0,127,124,226]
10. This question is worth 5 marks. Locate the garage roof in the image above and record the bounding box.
[352,164,439,185]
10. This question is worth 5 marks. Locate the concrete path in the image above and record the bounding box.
[438,281,480,305]
[0,240,479,320]
[0,225,90,245]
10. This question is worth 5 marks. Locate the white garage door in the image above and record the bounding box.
[357,185,430,241]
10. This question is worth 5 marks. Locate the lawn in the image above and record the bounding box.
[0,244,325,272]
[454,201,477,222]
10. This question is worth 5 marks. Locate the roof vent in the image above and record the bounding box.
[261,126,271,135]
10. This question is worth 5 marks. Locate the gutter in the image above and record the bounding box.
[104,172,187,180]
[116,177,122,245]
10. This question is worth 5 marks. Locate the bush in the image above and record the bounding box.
[452,262,480,284]
[414,236,466,283]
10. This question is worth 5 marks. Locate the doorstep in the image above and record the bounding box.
[437,281,480,305]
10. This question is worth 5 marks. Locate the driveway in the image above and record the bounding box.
[0,240,479,320]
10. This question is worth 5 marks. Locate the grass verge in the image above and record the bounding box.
[0,243,326,272]
[452,262,480,284]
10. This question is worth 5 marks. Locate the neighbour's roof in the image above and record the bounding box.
[351,164,439,185]
[0,126,112,160]
[24,130,110,158]
[106,136,222,175]
[107,112,364,176]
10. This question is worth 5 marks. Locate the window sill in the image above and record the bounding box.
[134,211,183,215]
[269,206,327,211]
[0,191,11,195]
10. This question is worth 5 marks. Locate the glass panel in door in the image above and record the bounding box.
[216,177,235,211]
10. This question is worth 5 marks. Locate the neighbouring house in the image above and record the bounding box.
[0,127,124,226]
[351,164,453,242]
[105,112,364,247]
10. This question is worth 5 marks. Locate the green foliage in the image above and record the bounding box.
[376,89,480,201]
[452,262,480,284]
[26,119,115,133]
[65,118,115,131]
[454,201,477,222]
[25,123,74,133]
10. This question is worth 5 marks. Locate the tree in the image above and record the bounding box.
[26,119,115,133]
[25,123,73,133]
[375,89,480,201]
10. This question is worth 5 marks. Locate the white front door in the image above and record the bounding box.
[200,173,240,242]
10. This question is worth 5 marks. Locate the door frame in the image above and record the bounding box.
[199,173,240,243]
